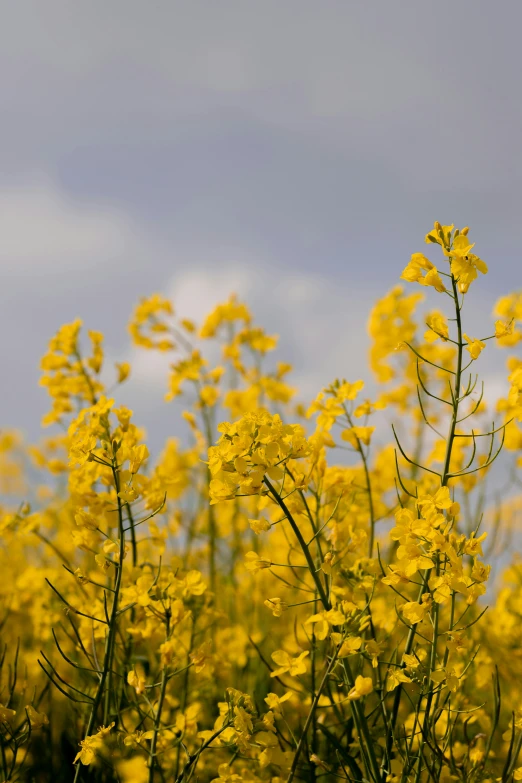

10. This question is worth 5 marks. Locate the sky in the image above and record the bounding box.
[2,0,522,449]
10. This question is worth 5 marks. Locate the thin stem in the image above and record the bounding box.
[148,616,170,783]
[286,649,340,783]
[264,477,330,610]
[72,455,125,783]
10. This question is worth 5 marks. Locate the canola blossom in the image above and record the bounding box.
[2,224,522,782]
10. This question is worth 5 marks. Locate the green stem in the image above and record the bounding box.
[73,458,125,783]
[386,572,429,781]
[201,405,217,593]
[174,722,232,783]
[174,621,194,780]
[125,504,138,568]
[343,406,376,558]
[148,617,170,783]
[286,649,340,783]
[264,477,330,610]
[441,277,463,489]
[412,275,464,777]
[342,658,382,783]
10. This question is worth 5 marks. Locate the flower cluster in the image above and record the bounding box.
[2,222,522,783]
[208,411,310,503]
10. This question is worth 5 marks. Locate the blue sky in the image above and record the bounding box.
[2,0,521,446]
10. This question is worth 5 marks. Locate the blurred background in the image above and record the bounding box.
[2,0,521,447]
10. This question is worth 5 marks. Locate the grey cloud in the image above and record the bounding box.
[1,0,521,448]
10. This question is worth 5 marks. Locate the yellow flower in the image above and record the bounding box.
[417,486,453,516]
[425,311,449,343]
[264,691,292,717]
[338,636,362,657]
[115,405,133,431]
[386,668,412,692]
[495,319,514,339]
[115,361,131,383]
[394,544,434,576]
[210,763,244,783]
[74,723,115,765]
[348,675,373,700]
[471,560,491,583]
[159,639,177,666]
[270,650,309,677]
[123,730,154,748]
[117,756,149,783]
[129,444,149,474]
[463,333,486,360]
[264,598,288,617]
[364,640,382,668]
[337,379,365,401]
[430,574,452,604]
[199,295,251,338]
[444,232,475,259]
[236,326,278,354]
[127,667,146,694]
[390,506,431,541]
[341,426,375,449]
[463,531,487,556]
[321,552,334,574]
[190,640,213,673]
[129,293,174,350]
[450,253,488,294]
[75,509,98,531]
[306,608,345,640]
[200,385,219,407]
[245,551,272,572]
[181,569,207,597]
[403,652,422,669]
[401,253,445,292]
[165,351,206,400]
[401,596,431,624]
[431,668,459,693]
[25,706,49,729]
[421,267,446,292]
[425,221,454,248]
[249,517,271,534]
[0,704,16,723]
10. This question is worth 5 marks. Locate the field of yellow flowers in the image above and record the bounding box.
[2,223,522,783]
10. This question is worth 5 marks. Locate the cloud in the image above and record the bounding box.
[125,260,376,406]
[0,171,508,452]
[0,174,144,276]
[3,0,522,196]
[125,256,513,405]
[118,257,514,457]
[0,173,379,442]
[0,175,168,438]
